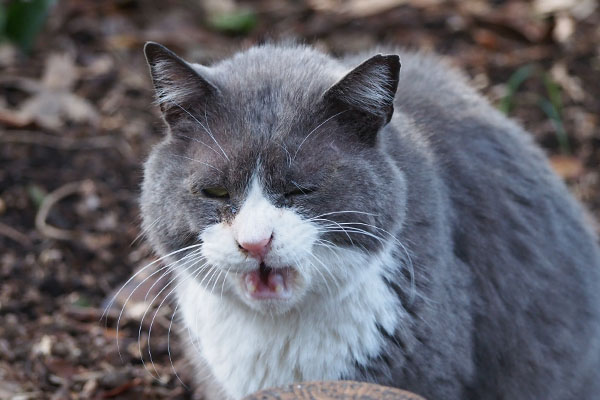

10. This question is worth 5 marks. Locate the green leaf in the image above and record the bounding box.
[538,98,570,155]
[71,294,92,308]
[543,73,563,114]
[27,184,47,209]
[208,9,257,35]
[499,64,536,114]
[0,4,7,39]
[5,0,56,53]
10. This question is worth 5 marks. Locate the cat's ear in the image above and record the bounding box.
[144,42,219,127]
[323,54,400,144]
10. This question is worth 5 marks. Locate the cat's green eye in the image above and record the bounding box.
[285,186,315,197]
[201,187,230,199]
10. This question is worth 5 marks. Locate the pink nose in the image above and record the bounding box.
[238,235,272,260]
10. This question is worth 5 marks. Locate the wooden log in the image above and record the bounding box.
[243,380,426,400]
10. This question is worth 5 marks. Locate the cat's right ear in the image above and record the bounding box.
[322,54,400,145]
[144,42,219,127]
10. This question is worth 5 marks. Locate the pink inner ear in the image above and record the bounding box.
[324,54,400,119]
[145,41,220,127]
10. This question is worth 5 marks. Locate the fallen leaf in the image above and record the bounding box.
[101,377,142,398]
[469,2,549,43]
[103,328,126,340]
[46,358,81,380]
[553,12,575,43]
[550,155,584,179]
[473,29,499,50]
[32,335,53,356]
[0,53,99,130]
[550,62,585,101]
[534,0,597,19]
[42,53,78,91]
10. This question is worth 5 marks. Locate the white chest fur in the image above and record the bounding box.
[177,248,401,400]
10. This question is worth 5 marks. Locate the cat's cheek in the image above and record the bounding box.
[200,223,247,269]
[264,210,320,267]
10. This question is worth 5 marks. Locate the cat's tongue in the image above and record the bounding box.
[244,265,291,300]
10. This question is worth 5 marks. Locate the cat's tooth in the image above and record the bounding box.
[245,275,257,293]
[269,271,284,291]
[269,272,285,294]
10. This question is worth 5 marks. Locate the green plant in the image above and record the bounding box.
[539,73,570,154]
[499,64,535,114]
[499,65,571,154]
[0,0,56,53]
[208,9,257,35]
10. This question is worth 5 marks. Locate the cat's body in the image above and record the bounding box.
[140,43,600,400]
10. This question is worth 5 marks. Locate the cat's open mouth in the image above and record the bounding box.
[242,263,294,300]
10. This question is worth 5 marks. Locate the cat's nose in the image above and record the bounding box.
[238,235,272,260]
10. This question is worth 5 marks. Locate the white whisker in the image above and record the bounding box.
[220,267,232,300]
[171,101,229,161]
[167,303,189,389]
[113,248,203,361]
[308,210,378,220]
[204,107,228,160]
[293,110,347,160]
[172,154,223,173]
[311,218,356,246]
[315,217,416,303]
[131,216,162,246]
[210,268,225,296]
[142,259,208,378]
[305,254,334,295]
[332,221,415,300]
[177,134,222,158]
[103,243,203,321]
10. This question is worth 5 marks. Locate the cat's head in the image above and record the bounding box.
[140,42,405,314]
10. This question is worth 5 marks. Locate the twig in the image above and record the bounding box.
[0,221,32,246]
[65,305,119,323]
[0,75,42,93]
[35,180,95,241]
[101,377,142,398]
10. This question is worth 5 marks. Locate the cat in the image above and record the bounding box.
[139,41,600,400]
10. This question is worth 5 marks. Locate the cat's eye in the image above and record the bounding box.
[201,187,230,199]
[284,186,316,197]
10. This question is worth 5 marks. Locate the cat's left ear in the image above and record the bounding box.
[144,42,219,127]
[323,54,400,144]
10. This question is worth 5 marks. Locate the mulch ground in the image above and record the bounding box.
[1,0,598,398]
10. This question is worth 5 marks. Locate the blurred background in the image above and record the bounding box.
[0,0,598,398]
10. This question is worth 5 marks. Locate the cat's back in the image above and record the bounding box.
[386,49,600,276]
[371,49,600,273]
[377,50,600,398]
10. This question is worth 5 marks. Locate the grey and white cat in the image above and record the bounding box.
[140,42,600,400]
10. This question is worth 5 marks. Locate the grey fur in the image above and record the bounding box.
[140,42,600,399]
